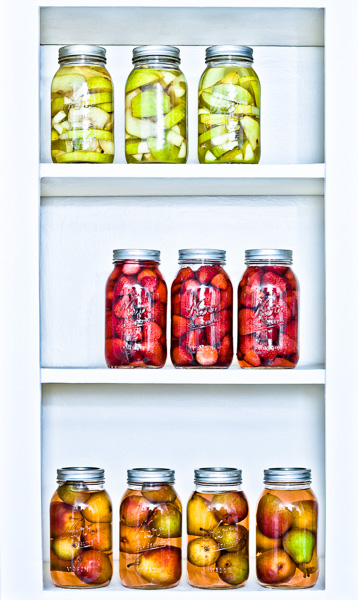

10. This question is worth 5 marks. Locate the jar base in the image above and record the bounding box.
[188,582,247,590]
[259,582,317,590]
[52,581,110,590]
[107,365,164,369]
[121,582,179,590]
[173,365,231,369]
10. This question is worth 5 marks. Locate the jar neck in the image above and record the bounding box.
[59,57,106,67]
[179,259,225,266]
[264,483,311,491]
[246,260,292,267]
[127,482,174,490]
[195,482,242,493]
[114,260,159,267]
[133,58,180,70]
[205,58,253,68]
[57,481,104,491]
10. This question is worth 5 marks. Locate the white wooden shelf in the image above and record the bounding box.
[40,163,325,197]
[41,365,325,385]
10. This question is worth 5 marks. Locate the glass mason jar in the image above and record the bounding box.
[50,467,113,589]
[105,249,167,368]
[171,249,233,368]
[198,45,260,164]
[125,46,187,163]
[187,468,249,589]
[256,468,319,589]
[51,45,114,164]
[237,249,299,368]
[119,468,182,589]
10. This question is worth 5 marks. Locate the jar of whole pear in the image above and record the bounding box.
[50,467,113,588]
[125,46,187,163]
[119,468,182,589]
[187,468,249,589]
[105,249,167,368]
[256,468,319,589]
[198,45,260,164]
[238,249,299,368]
[51,45,114,163]
[171,249,233,368]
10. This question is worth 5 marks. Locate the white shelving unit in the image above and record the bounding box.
[1,1,358,599]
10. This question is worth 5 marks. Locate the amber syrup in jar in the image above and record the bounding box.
[119,468,182,589]
[187,468,249,589]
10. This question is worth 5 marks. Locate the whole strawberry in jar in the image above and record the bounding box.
[105,249,167,368]
[238,249,299,368]
[171,249,233,368]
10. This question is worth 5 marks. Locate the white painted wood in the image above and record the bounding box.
[40,163,325,197]
[41,365,325,385]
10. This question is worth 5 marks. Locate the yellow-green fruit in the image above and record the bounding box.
[86,76,113,92]
[51,534,81,560]
[163,105,186,128]
[60,129,113,141]
[55,151,113,163]
[57,483,90,506]
[126,69,161,93]
[81,491,112,523]
[283,528,315,565]
[217,552,249,586]
[210,523,248,552]
[187,494,219,536]
[131,89,170,118]
[187,536,220,567]
[291,500,318,533]
[256,528,282,553]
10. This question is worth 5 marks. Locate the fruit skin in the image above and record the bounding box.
[74,549,112,585]
[187,494,219,536]
[82,523,112,552]
[132,546,181,586]
[256,549,296,585]
[196,345,218,366]
[211,491,249,524]
[50,549,72,572]
[120,495,151,527]
[120,523,156,554]
[81,491,112,524]
[256,528,282,553]
[256,493,293,539]
[216,552,249,586]
[298,548,318,578]
[151,503,182,538]
[50,501,84,537]
[210,523,248,552]
[188,536,220,567]
[282,528,315,565]
[142,485,177,504]
[291,500,318,533]
[51,533,81,561]
[57,484,90,506]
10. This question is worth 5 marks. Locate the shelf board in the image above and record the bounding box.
[40,163,325,197]
[41,365,325,385]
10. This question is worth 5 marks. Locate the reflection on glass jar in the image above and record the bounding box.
[50,467,113,588]
[256,468,319,589]
[119,468,182,589]
[105,249,167,368]
[171,249,233,368]
[198,46,260,164]
[51,45,114,163]
[125,46,187,163]
[187,468,249,589]
[238,249,299,368]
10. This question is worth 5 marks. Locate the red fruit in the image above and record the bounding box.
[74,549,112,585]
[197,285,221,310]
[239,308,260,335]
[218,287,233,311]
[255,344,277,362]
[239,360,251,368]
[113,295,135,319]
[143,321,162,342]
[239,285,265,308]
[182,328,205,350]
[194,312,216,328]
[240,267,262,288]
[211,273,228,290]
[132,288,153,321]
[130,342,143,362]
[262,272,287,293]
[239,335,255,355]
[182,279,201,293]
[172,294,180,316]
[114,275,136,296]
[120,495,151,526]
[285,268,297,290]
[286,292,298,319]
[108,265,122,280]
[258,327,279,344]
[154,280,167,303]
[270,357,294,368]
[122,261,141,275]
[180,290,198,319]
[153,302,166,328]
[196,345,218,366]
[173,267,194,284]
[278,333,298,355]
[141,341,165,366]
[255,297,291,328]
[171,283,182,295]
[285,320,298,339]
[141,276,159,292]
[115,319,142,342]
[172,346,193,366]
[137,268,157,282]
[172,315,190,338]
[105,338,127,361]
[196,265,218,284]
[105,314,118,340]
[217,334,233,365]
[206,310,232,344]
[244,349,261,367]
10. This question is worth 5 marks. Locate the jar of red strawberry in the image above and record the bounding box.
[237,249,299,368]
[171,249,233,368]
[105,249,167,368]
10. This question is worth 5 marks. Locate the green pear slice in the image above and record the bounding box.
[52,110,67,125]
[99,140,115,154]
[131,89,170,118]
[125,109,157,138]
[200,114,235,126]
[96,102,114,113]
[164,104,186,128]
[198,108,210,115]
[211,131,237,147]
[233,104,260,116]
[217,147,244,162]
[60,129,113,141]
[166,129,184,147]
[104,113,114,131]
[55,151,113,163]
[52,73,86,94]
[219,70,240,84]
[201,91,232,111]
[178,141,186,159]
[160,71,176,86]
[125,88,141,110]
[132,153,143,161]
[68,106,110,129]
[201,67,227,90]
[86,76,113,92]
[52,139,74,153]
[126,69,161,93]
[198,125,227,144]
[241,116,260,150]
[244,141,255,162]
[51,128,60,141]
[204,150,217,162]
[81,92,113,106]
[147,137,180,162]
[212,83,253,105]
[125,140,150,155]
[51,96,71,117]
[211,140,238,158]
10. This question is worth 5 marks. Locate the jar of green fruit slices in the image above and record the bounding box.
[198,46,260,164]
[125,46,187,163]
[51,45,114,164]
[187,468,249,589]
[256,468,319,589]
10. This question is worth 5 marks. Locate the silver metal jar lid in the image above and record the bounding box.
[245,249,293,263]
[206,45,253,62]
[128,468,175,484]
[179,249,226,263]
[59,45,106,63]
[194,467,242,484]
[133,46,180,63]
[57,467,105,483]
[113,249,160,262]
[264,468,311,484]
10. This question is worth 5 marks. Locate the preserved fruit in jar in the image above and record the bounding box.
[125,46,187,163]
[50,467,112,588]
[198,46,260,164]
[120,468,182,589]
[171,249,233,368]
[238,249,299,368]
[105,249,167,368]
[51,45,114,163]
[256,468,319,589]
[187,468,249,589]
